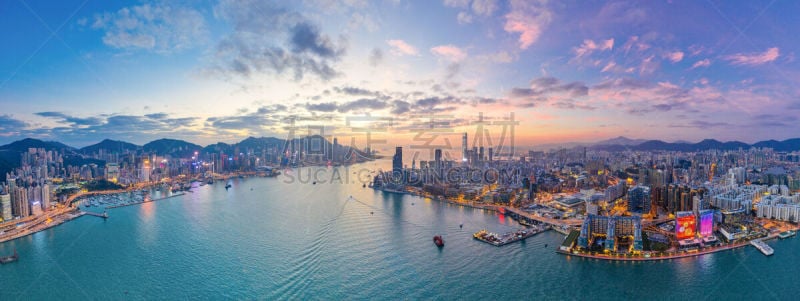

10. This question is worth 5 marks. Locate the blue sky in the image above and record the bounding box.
[1,0,798,148]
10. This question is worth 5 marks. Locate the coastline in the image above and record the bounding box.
[557,230,796,261]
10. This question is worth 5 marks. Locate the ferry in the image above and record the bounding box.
[778,230,796,239]
[750,239,774,256]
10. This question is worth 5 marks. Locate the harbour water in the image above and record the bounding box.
[1,162,798,300]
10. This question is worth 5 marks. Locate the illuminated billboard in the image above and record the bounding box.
[700,210,714,237]
[676,214,696,240]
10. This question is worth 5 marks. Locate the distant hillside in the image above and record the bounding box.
[143,138,203,157]
[0,138,102,177]
[80,139,139,154]
[592,138,800,152]
[594,136,648,146]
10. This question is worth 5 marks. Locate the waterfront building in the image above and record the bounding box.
[578,215,642,252]
[675,211,696,240]
[392,146,403,182]
[699,210,714,238]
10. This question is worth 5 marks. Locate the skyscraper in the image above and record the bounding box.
[434,149,442,169]
[627,185,651,214]
[462,133,468,162]
[392,147,403,176]
[0,192,11,221]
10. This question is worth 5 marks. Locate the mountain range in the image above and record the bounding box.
[0,136,367,177]
[591,137,800,152]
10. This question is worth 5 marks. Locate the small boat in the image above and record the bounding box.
[225,183,232,189]
[459,224,463,229]
[433,235,444,248]
[313,181,316,185]
[0,249,18,264]
[370,211,374,215]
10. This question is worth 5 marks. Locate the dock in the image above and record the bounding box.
[750,239,774,256]
[473,226,550,247]
[84,211,109,219]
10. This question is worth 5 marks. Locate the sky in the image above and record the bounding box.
[1,0,799,151]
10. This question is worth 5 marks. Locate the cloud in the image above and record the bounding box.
[208,0,346,81]
[666,51,684,63]
[573,38,614,58]
[369,48,383,66]
[334,86,379,96]
[723,47,780,66]
[504,0,552,50]
[35,112,103,126]
[338,98,387,112]
[443,0,470,8]
[471,0,498,16]
[431,45,467,62]
[668,120,730,128]
[691,59,711,69]
[601,61,617,72]
[387,39,420,56]
[457,11,473,24]
[90,3,208,53]
[0,115,28,135]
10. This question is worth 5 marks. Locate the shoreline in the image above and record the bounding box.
[557,230,796,261]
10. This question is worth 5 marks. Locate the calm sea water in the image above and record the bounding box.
[1,162,797,300]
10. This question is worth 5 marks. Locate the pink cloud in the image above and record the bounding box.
[691,59,711,69]
[503,0,552,50]
[574,38,614,58]
[430,45,467,62]
[723,47,780,66]
[601,61,616,72]
[386,39,419,56]
[666,51,684,63]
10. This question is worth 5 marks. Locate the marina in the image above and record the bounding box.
[473,225,550,247]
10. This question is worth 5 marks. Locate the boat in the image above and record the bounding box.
[433,235,444,247]
[225,183,232,189]
[0,249,18,264]
[778,230,796,239]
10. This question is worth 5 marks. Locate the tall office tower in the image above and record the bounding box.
[479,147,484,162]
[41,183,50,211]
[627,185,652,214]
[488,148,493,162]
[462,133,468,162]
[392,147,403,175]
[0,192,11,221]
[434,149,442,169]
[13,186,29,218]
[332,137,338,162]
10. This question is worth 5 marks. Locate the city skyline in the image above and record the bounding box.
[2,0,799,147]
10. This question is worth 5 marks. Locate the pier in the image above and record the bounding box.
[473,226,550,247]
[106,192,186,209]
[84,211,109,219]
[750,239,774,256]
